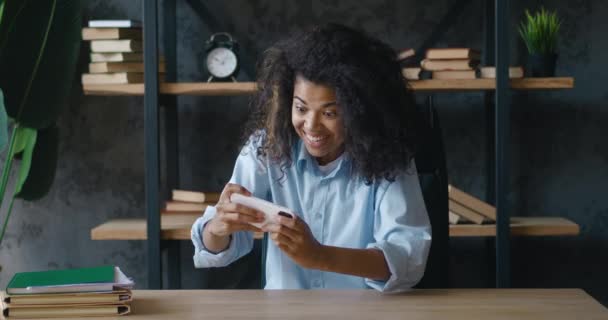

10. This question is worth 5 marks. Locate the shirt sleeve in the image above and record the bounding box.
[191,134,271,268]
[365,161,432,293]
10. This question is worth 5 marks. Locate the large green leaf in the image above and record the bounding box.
[12,126,36,195]
[0,88,8,152]
[17,125,58,200]
[0,0,82,129]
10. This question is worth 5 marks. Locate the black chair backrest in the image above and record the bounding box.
[260,105,449,289]
[413,104,449,289]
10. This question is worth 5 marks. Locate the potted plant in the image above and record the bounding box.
[519,7,562,77]
[0,0,81,261]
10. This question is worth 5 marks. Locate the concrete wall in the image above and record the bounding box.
[0,0,606,306]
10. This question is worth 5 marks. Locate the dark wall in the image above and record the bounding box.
[0,0,606,307]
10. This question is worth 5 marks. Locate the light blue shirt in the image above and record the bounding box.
[191,136,431,293]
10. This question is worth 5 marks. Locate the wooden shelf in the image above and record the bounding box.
[83,82,256,96]
[82,77,574,96]
[91,215,579,240]
[450,217,580,237]
[410,77,574,92]
[90,213,264,240]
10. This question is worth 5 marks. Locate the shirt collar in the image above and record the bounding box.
[295,139,351,178]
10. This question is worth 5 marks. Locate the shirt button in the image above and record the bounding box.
[313,280,322,288]
[316,212,322,219]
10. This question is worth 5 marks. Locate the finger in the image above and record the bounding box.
[222,202,264,220]
[265,223,299,242]
[221,212,264,225]
[217,203,264,219]
[231,222,263,233]
[226,183,252,198]
[270,231,295,250]
[219,183,252,202]
[277,215,298,230]
[276,242,294,255]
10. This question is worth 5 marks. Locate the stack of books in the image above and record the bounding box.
[81,20,164,88]
[1,266,134,318]
[396,48,422,80]
[422,48,480,80]
[448,184,496,225]
[163,189,221,215]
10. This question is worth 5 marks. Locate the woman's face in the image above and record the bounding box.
[291,75,345,165]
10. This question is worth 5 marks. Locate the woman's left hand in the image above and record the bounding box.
[264,215,324,269]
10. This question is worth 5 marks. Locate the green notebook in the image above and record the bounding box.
[6,265,134,295]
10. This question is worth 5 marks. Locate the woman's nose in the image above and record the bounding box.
[304,114,320,130]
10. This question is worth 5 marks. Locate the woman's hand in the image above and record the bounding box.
[205,183,265,237]
[264,215,324,269]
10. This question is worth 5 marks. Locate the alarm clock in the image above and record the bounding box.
[204,32,239,82]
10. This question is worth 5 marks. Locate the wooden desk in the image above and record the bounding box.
[33,289,607,320]
[90,215,579,240]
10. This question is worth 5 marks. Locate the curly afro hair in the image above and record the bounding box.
[242,23,421,183]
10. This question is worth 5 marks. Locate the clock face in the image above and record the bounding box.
[206,47,238,78]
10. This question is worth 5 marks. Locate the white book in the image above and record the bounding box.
[90,52,143,62]
[90,40,142,53]
[88,20,142,28]
[81,73,144,85]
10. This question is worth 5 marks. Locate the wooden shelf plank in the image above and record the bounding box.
[82,77,574,96]
[90,213,264,240]
[91,216,578,240]
[410,77,574,91]
[450,217,580,237]
[82,82,256,96]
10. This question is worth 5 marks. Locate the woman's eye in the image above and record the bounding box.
[295,105,306,113]
[324,111,337,118]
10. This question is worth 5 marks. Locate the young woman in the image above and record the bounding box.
[192,23,431,292]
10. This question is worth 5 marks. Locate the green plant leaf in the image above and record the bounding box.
[519,7,561,55]
[0,0,82,129]
[0,88,8,152]
[0,1,5,24]
[11,123,35,155]
[13,126,36,194]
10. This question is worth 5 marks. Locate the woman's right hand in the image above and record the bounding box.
[205,183,265,237]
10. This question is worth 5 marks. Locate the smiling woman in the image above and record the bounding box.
[192,23,431,293]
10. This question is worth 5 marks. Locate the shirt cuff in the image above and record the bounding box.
[365,239,427,293]
[191,206,240,268]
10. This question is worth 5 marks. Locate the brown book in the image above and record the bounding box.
[161,209,203,215]
[480,66,524,79]
[426,48,480,60]
[421,59,479,71]
[81,72,144,85]
[89,62,165,73]
[401,67,421,80]
[165,201,208,212]
[172,190,220,203]
[448,184,497,220]
[396,48,415,61]
[432,70,476,80]
[82,27,141,40]
[90,40,143,53]
[2,290,132,306]
[2,304,130,318]
[449,200,489,225]
[448,211,471,224]
[448,211,460,224]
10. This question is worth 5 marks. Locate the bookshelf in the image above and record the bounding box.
[85,0,577,289]
[90,216,579,240]
[82,78,574,96]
